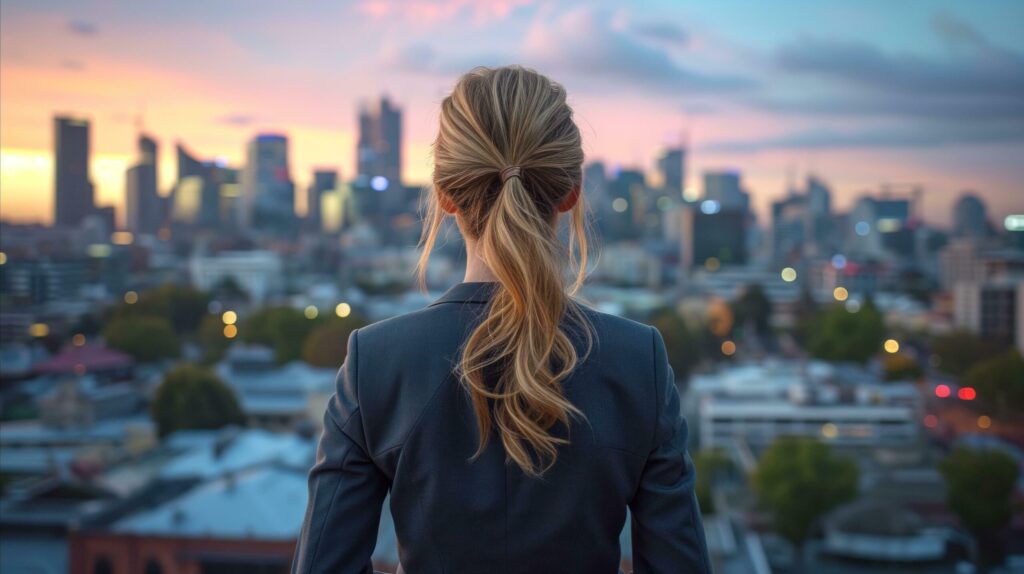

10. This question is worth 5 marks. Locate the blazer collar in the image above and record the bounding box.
[428,281,499,306]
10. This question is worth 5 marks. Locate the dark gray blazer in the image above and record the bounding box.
[290,281,711,574]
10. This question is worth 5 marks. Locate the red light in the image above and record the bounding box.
[923,414,938,428]
[958,387,977,401]
[935,384,951,398]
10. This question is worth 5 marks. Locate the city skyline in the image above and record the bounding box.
[2,0,1023,227]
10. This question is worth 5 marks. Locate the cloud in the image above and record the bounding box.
[705,123,1024,153]
[59,59,86,71]
[357,0,534,25]
[631,21,689,47]
[521,7,752,93]
[931,12,991,51]
[775,36,1024,98]
[68,19,98,36]
[216,114,259,126]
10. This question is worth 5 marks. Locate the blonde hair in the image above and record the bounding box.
[417,65,594,477]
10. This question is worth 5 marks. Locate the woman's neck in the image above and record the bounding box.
[463,237,499,283]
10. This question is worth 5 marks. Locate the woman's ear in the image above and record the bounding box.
[438,193,458,214]
[556,185,580,213]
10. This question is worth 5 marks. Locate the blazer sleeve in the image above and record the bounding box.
[628,326,712,574]
[291,328,390,574]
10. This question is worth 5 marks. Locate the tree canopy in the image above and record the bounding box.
[731,283,773,338]
[110,284,211,336]
[753,436,859,546]
[963,350,1024,415]
[102,315,180,363]
[648,307,703,381]
[806,300,886,364]
[303,316,369,368]
[241,306,323,364]
[150,364,245,438]
[931,330,1007,377]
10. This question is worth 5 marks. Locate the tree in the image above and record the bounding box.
[111,284,211,335]
[302,316,368,368]
[940,447,1020,569]
[883,353,924,382]
[963,350,1024,416]
[694,449,733,515]
[648,307,703,381]
[196,314,233,365]
[102,316,180,362]
[150,364,245,438]
[806,299,886,364]
[931,330,1007,377]
[242,307,321,364]
[753,436,858,552]
[731,283,772,338]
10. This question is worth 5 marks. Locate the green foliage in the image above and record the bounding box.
[648,307,703,381]
[963,350,1024,415]
[940,447,1019,535]
[731,283,772,338]
[302,316,368,368]
[102,315,180,362]
[883,353,924,382]
[806,300,886,364]
[150,364,245,439]
[197,314,233,365]
[753,436,859,546]
[931,330,1007,377]
[694,449,733,515]
[111,284,211,335]
[241,306,322,364]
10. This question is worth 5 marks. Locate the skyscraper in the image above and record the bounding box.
[307,169,338,230]
[239,134,296,234]
[657,147,686,197]
[703,170,749,212]
[357,96,403,206]
[953,193,993,239]
[125,133,159,234]
[53,115,94,227]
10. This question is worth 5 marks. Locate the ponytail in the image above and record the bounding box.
[418,65,593,476]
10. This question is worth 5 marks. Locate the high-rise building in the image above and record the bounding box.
[680,204,748,270]
[703,170,749,212]
[848,194,916,259]
[952,193,993,239]
[657,148,686,197]
[239,134,296,234]
[307,170,338,231]
[357,96,403,208]
[171,144,231,228]
[125,134,159,234]
[54,115,95,227]
[771,175,834,264]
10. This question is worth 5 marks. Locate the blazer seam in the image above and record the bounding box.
[307,437,355,569]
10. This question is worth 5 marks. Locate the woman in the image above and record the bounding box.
[291,65,710,574]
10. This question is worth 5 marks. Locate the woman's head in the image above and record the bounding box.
[418,65,593,477]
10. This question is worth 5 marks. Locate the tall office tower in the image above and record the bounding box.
[806,175,832,255]
[54,115,95,227]
[307,169,338,230]
[239,134,296,234]
[171,143,223,228]
[772,194,807,265]
[356,96,403,205]
[848,194,916,259]
[953,193,993,239]
[657,147,686,197]
[703,170,749,212]
[583,162,608,209]
[125,134,159,234]
[680,204,748,270]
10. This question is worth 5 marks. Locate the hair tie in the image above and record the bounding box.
[500,166,522,184]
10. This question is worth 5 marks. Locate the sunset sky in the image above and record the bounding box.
[2,0,1022,227]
